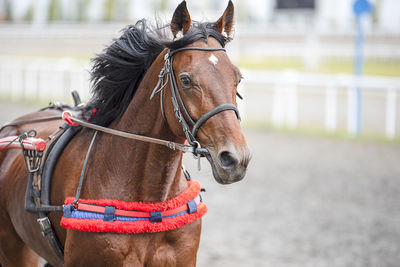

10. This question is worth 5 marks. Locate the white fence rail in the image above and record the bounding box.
[0,57,399,139]
[0,56,91,102]
[241,69,400,139]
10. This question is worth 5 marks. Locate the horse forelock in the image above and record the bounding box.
[85,19,229,127]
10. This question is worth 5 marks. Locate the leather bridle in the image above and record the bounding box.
[151,46,241,156]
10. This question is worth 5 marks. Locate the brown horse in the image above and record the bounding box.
[0,1,250,266]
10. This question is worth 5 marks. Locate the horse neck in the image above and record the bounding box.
[85,50,187,203]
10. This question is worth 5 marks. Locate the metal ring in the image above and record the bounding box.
[27,129,37,137]
[192,141,201,158]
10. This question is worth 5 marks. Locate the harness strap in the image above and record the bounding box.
[37,215,64,261]
[169,55,196,126]
[170,82,196,144]
[74,131,98,205]
[30,123,81,261]
[168,47,226,57]
[71,195,201,219]
[41,124,81,207]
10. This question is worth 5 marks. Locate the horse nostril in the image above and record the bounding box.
[218,151,238,169]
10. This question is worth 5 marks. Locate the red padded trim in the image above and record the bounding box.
[75,196,201,218]
[60,203,207,234]
[64,181,201,212]
[0,136,46,151]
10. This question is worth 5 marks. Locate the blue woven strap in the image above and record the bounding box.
[187,199,197,214]
[150,211,162,223]
[104,206,116,222]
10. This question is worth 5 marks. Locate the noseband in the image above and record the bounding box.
[151,46,241,155]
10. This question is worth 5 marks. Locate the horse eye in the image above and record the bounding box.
[179,74,192,87]
[234,76,243,87]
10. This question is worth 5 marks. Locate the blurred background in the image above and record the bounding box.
[0,0,399,139]
[0,0,399,266]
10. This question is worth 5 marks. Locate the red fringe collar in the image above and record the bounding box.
[63,180,200,211]
[60,181,207,234]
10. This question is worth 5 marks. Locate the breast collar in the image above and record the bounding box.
[61,180,207,234]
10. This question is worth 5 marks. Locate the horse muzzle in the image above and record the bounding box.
[205,144,251,184]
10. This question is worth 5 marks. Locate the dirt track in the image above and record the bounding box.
[1,102,400,267]
[190,131,400,267]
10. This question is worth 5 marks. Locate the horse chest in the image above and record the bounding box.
[65,225,200,266]
[145,244,177,267]
[108,242,178,267]
[136,226,200,266]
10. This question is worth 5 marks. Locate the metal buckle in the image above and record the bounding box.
[23,150,43,173]
[167,142,176,150]
[19,130,43,173]
[37,217,52,236]
[192,141,202,171]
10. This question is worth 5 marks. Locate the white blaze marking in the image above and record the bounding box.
[208,54,218,65]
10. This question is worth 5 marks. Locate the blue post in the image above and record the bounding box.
[354,15,363,135]
[352,0,372,136]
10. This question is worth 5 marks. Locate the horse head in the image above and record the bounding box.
[162,1,251,184]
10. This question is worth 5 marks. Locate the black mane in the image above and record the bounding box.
[84,19,228,126]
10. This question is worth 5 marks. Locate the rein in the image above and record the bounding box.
[62,112,207,155]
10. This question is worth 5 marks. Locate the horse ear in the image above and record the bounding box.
[171,1,191,39]
[215,0,234,38]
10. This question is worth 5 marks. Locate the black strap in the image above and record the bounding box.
[169,56,196,126]
[41,124,81,206]
[169,47,226,57]
[71,90,82,106]
[74,130,98,204]
[168,68,196,144]
[192,104,240,138]
[37,215,64,261]
[25,173,64,213]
